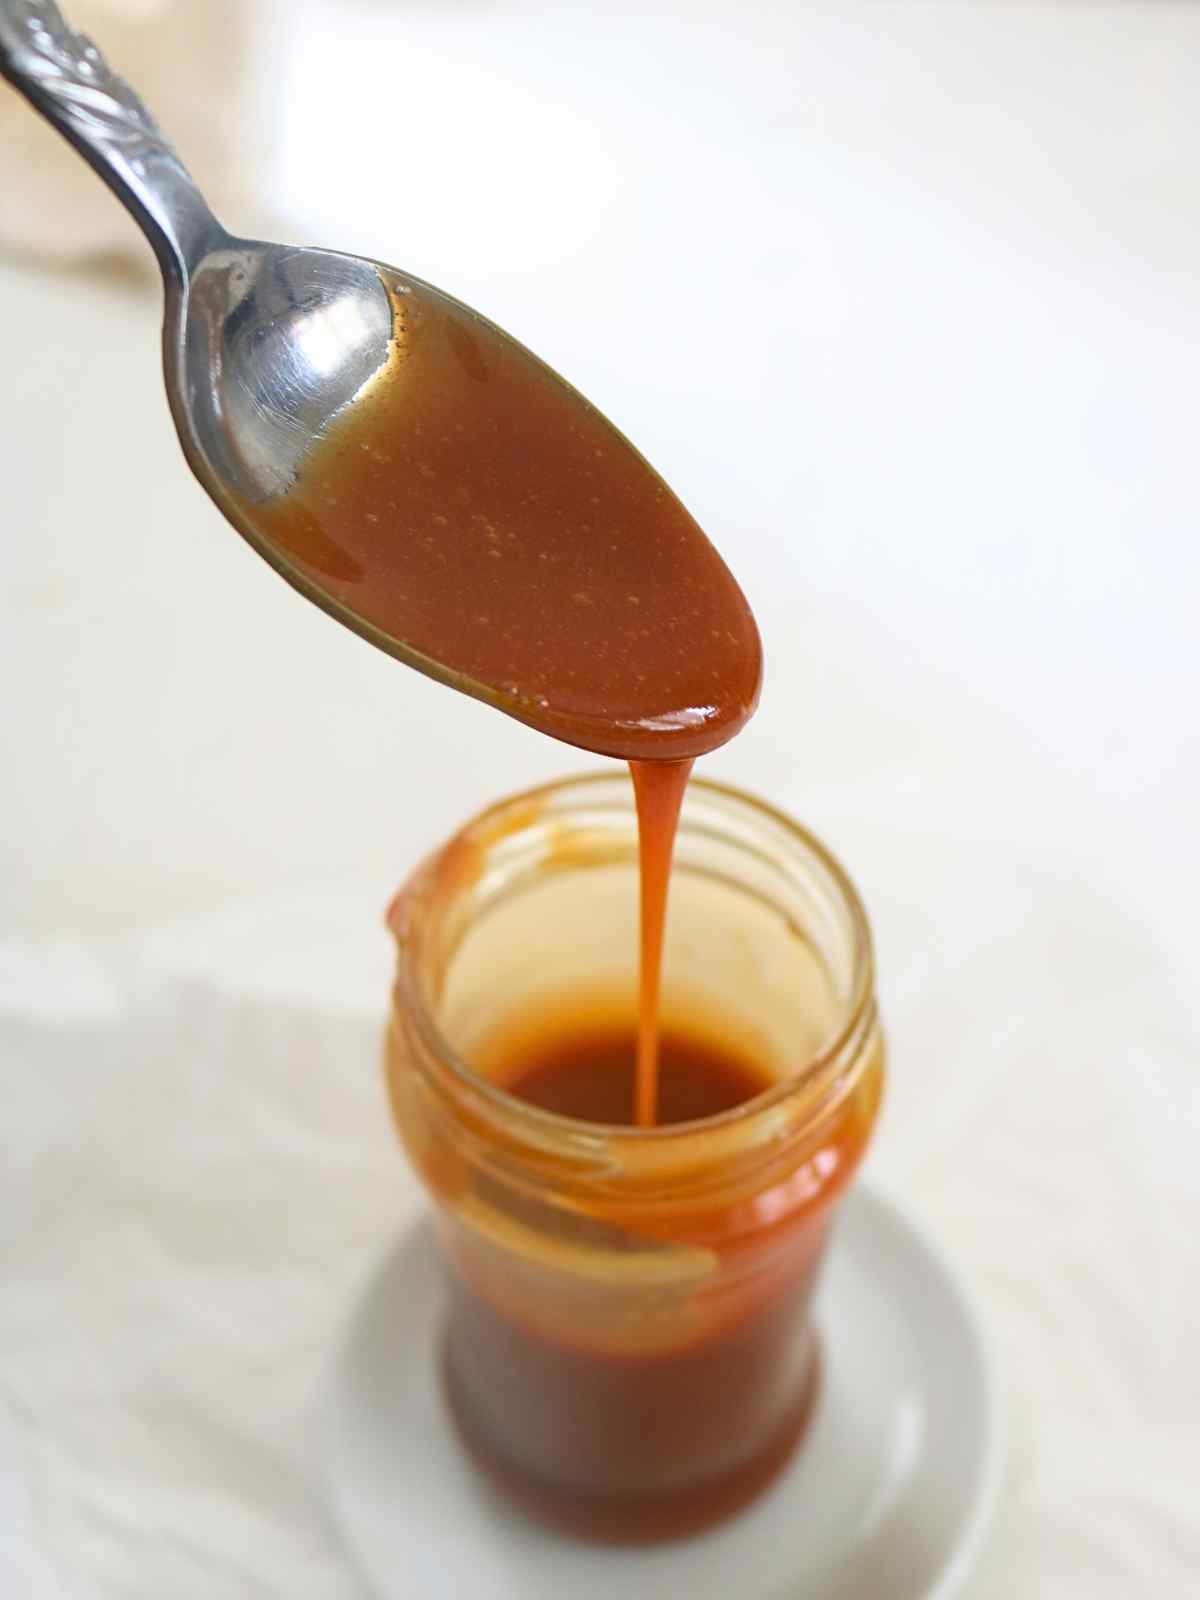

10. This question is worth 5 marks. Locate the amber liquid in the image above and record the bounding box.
[442,1019,829,1542]
[500,1018,769,1125]
[628,757,692,1125]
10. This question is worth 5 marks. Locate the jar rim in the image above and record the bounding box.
[388,771,877,1149]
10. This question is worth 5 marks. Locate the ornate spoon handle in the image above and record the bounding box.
[0,0,220,279]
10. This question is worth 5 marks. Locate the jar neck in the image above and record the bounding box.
[393,996,880,1212]
[389,773,878,1207]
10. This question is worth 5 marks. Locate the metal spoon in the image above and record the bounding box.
[0,1,761,756]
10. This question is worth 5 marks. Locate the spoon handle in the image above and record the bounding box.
[0,0,221,282]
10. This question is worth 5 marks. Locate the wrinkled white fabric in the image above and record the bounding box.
[0,935,399,1600]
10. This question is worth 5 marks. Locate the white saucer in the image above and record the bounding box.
[325,1185,1001,1599]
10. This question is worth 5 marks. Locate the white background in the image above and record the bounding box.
[2,3,1197,1595]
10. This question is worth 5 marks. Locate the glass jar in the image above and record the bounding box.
[385,773,884,1541]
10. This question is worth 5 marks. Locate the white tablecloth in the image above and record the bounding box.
[2,4,1196,1595]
